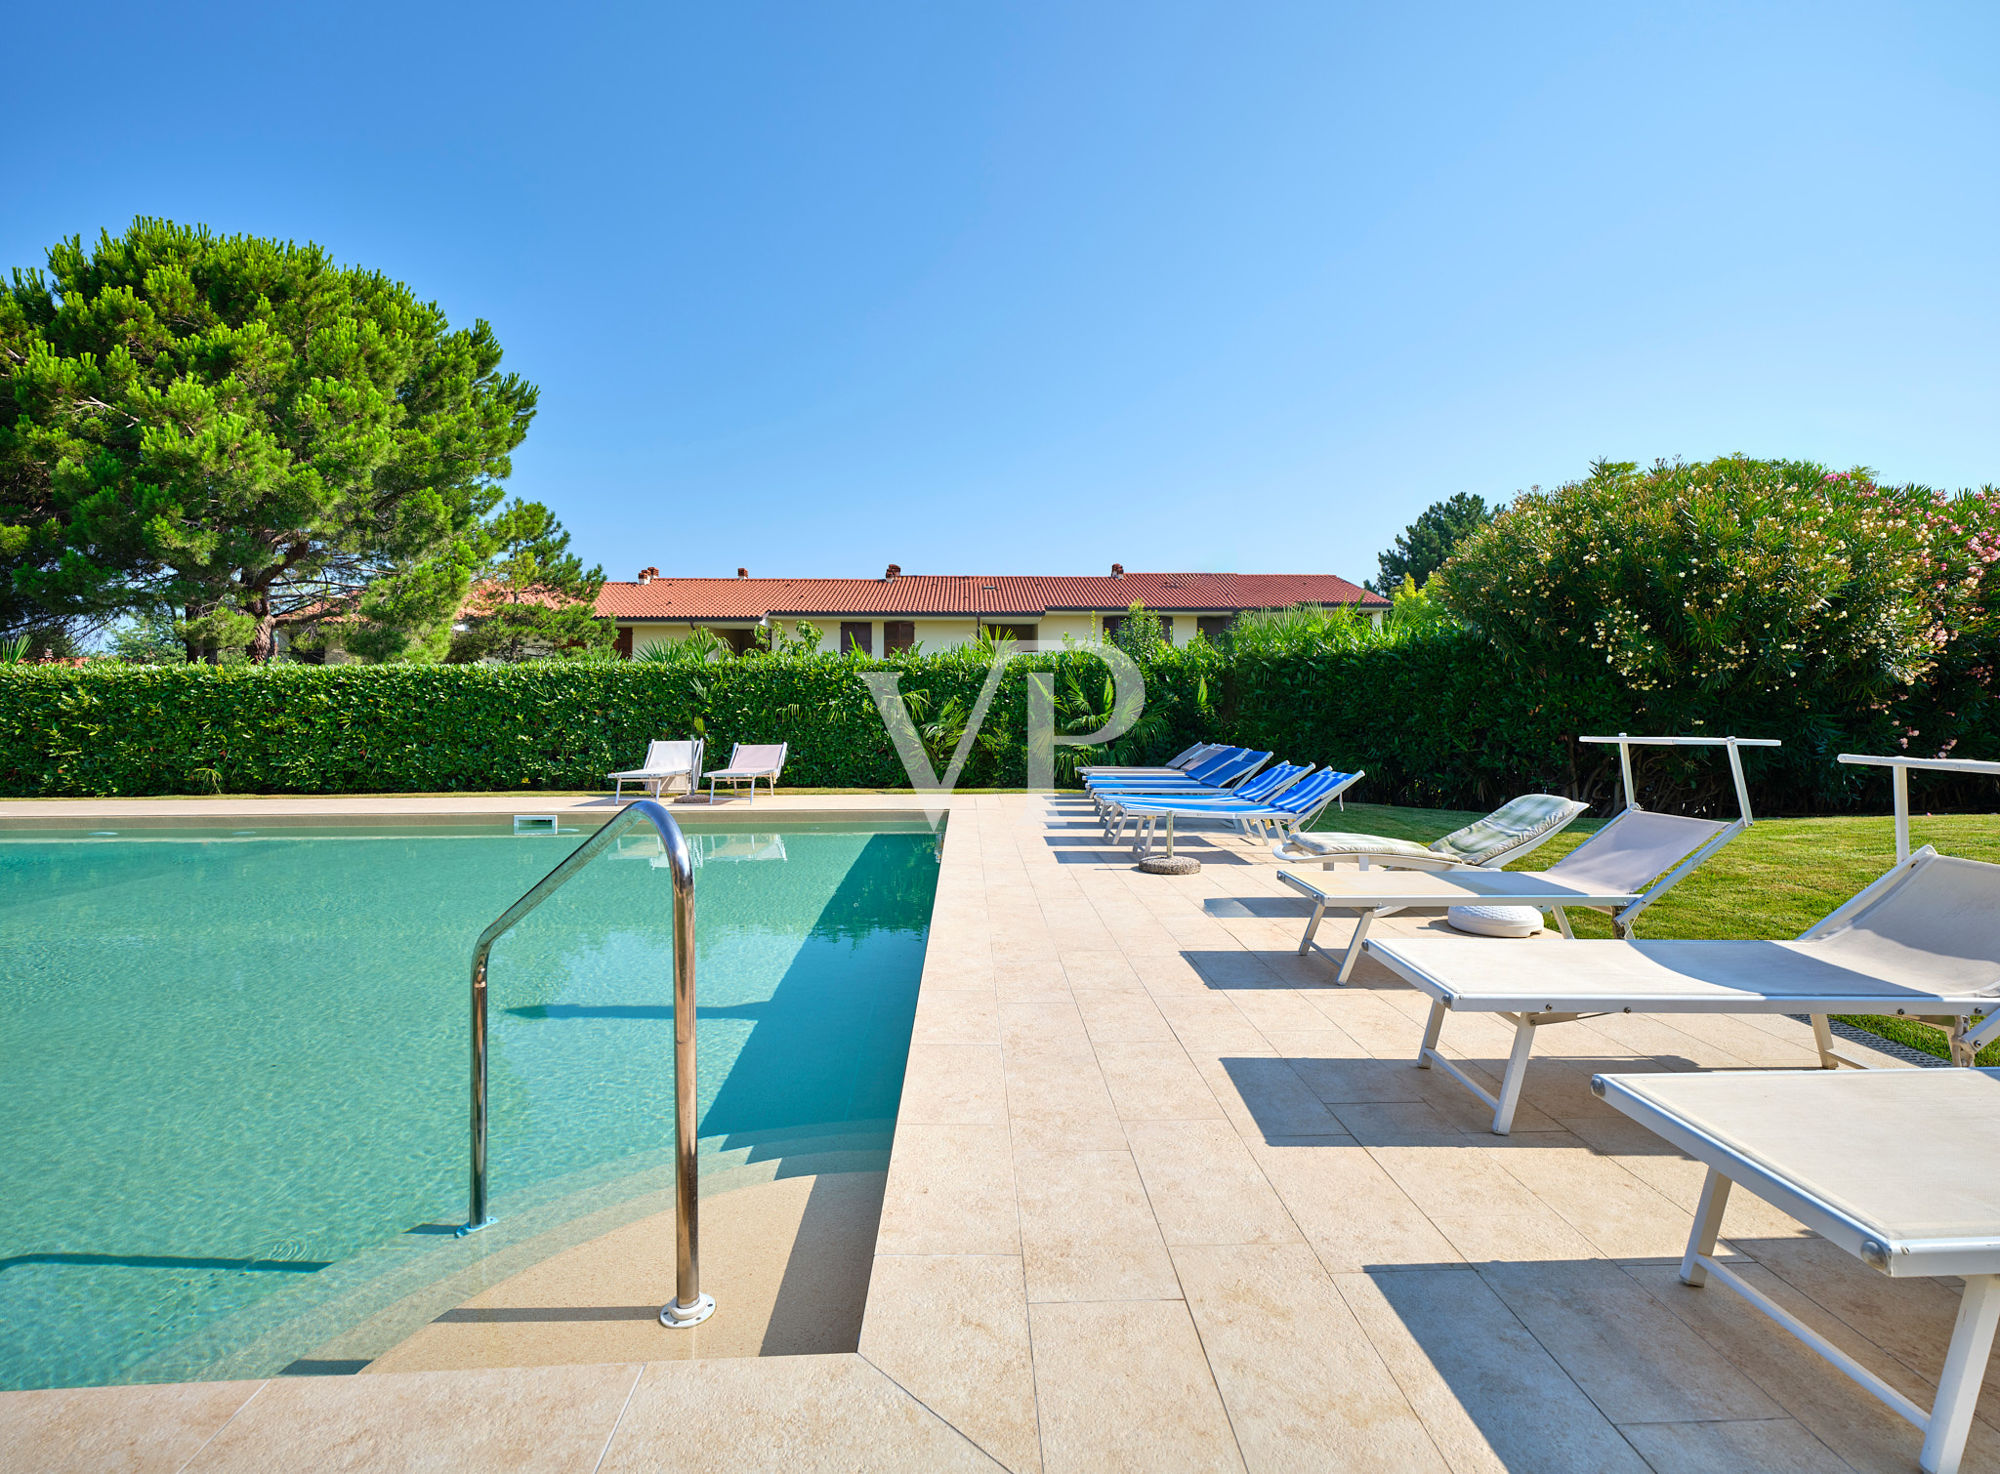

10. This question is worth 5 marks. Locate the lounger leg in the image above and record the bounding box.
[1336,909,1374,985]
[1416,998,1446,1067]
[1297,899,1328,957]
[1679,1167,1733,1286]
[1551,906,1573,939]
[1949,1017,1977,1068]
[1923,1274,2000,1474]
[1491,1015,1537,1134]
[1810,1014,1838,1069]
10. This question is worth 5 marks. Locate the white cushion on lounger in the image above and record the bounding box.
[1447,904,1544,938]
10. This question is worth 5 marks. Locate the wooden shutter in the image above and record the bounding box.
[884,621,915,652]
[840,621,873,655]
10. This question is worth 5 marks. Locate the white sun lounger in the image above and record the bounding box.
[1593,1067,2000,1474]
[703,742,788,803]
[1279,735,1776,982]
[608,738,704,799]
[1365,844,2000,1133]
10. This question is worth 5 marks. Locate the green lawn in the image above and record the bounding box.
[1306,801,2000,1063]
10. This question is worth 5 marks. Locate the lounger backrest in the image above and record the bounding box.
[1234,762,1311,804]
[1168,743,1219,770]
[1430,794,1590,866]
[728,743,788,775]
[1272,768,1355,814]
[1181,748,1250,783]
[1548,809,1728,892]
[1810,851,2000,990]
[643,740,700,771]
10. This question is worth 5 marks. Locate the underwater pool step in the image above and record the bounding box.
[125,1135,900,1386]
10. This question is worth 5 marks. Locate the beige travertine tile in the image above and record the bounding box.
[1152,995,1271,1052]
[999,1000,1092,1055]
[876,1124,1019,1256]
[601,1355,1002,1472]
[1616,1418,1849,1474]
[1243,1136,1459,1274]
[1073,991,1175,1044]
[1059,949,1145,992]
[1029,1300,1243,1474]
[1338,1268,1652,1474]
[1275,1043,1434,1106]
[1002,1048,1127,1153]
[860,1256,1040,1474]
[1365,1143,1602,1264]
[184,1362,638,1472]
[1223,987,1348,1037]
[1486,1136,1698,1261]
[1014,1149,1178,1303]
[1477,1259,1782,1423]
[899,1044,1009,1125]
[1193,1052,1344,1138]
[1173,1244,1447,1473]
[0,1380,264,1474]
[1327,1099,1464,1145]
[1094,1041,1227,1122]
[1124,1120,1301,1247]
[912,989,1001,1046]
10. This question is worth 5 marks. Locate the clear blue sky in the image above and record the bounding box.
[6,2,1996,586]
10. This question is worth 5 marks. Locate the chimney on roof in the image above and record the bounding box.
[737,567,748,579]
[885,563,901,580]
[1110,563,1125,578]
[636,567,655,584]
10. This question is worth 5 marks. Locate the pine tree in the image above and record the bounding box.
[1368,492,1498,594]
[447,500,609,662]
[0,218,536,661]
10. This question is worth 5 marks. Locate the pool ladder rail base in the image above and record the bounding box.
[463,798,711,1328]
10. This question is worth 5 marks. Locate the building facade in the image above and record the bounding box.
[596,565,1389,657]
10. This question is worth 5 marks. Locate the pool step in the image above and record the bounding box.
[124,1128,900,1386]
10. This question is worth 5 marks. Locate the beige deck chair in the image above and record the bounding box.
[1596,1067,2000,1474]
[1369,844,2000,1132]
[703,743,788,804]
[1277,735,1777,980]
[608,738,704,799]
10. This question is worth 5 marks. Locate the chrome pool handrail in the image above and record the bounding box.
[461,799,714,1328]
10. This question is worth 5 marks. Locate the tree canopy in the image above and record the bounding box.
[447,499,609,663]
[0,218,537,661]
[1368,492,1497,594]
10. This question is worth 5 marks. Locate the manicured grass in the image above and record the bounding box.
[1308,802,2000,1063]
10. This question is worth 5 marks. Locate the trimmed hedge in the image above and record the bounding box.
[1,633,1990,812]
[0,651,1215,797]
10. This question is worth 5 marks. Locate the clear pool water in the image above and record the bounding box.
[0,818,940,1390]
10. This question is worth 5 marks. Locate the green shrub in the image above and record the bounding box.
[0,645,1218,797]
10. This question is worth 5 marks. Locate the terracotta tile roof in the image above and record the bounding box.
[595,571,1387,621]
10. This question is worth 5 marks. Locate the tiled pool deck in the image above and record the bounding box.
[3,791,1993,1472]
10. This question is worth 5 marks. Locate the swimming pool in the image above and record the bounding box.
[0,816,940,1390]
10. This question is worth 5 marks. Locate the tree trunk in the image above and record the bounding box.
[245,589,276,663]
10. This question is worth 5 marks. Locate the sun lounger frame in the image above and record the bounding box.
[1280,734,1778,980]
[1594,1067,2000,1474]
[1370,842,1997,1133]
